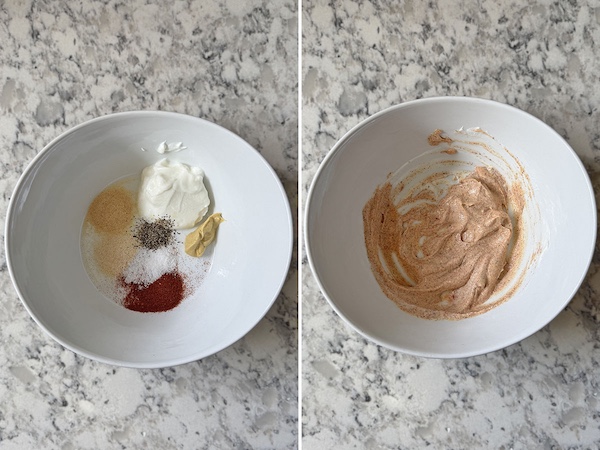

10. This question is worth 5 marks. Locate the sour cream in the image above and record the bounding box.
[138,158,210,229]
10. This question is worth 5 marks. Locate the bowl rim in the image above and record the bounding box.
[304,96,597,358]
[5,110,294,368]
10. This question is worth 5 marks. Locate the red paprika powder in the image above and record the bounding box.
[121,272,185,312]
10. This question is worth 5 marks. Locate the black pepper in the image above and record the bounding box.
[132,217,176,250]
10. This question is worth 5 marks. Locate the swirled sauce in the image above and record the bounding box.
[363,165,521,320]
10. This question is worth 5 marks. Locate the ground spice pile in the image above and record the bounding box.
[120,272,186,313]
[133,217,176,250]
[87,186,135,234]
[83,183,138,277]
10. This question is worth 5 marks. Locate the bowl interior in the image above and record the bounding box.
[306,97,595,358]
[6,112,292,367]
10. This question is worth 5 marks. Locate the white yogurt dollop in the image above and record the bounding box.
[138,158,210,229]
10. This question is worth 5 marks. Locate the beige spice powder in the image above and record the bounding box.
[83,180,138,278]
[86,185,135,234]
[93,233,138,278]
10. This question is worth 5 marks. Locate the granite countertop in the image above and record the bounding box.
[302,1,600,448]
[0,0,297,448]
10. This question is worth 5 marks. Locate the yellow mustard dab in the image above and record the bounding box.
[184,213,224,257]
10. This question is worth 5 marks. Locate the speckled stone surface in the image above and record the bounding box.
[0,0,297,448]
[302,1,600,448]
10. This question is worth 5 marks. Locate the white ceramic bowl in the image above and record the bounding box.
[6,111,293,368]
[305,97,596,358]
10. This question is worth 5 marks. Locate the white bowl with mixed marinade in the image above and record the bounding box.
[305,97,595,358]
